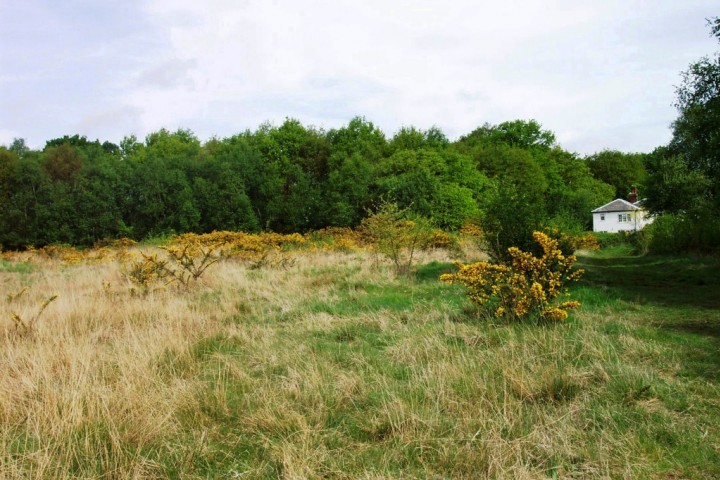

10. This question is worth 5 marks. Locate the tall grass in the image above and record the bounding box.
[0,246,718,478]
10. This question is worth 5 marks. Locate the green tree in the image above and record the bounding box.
[388,126,449,153]
[142,128,201,167]
[374,149,441,217]
[250,119,328,231]
[547,148,614,229]
[324,153,375,227]
[126,157,200,239]
[327,117,388,161]
[433,183,479,230]
[0,147,20,246]
[457,119,556,152]
[644,147,711,215]
[43,143,84,183]
[641,18,720,254]
[8,138,29,158]
[481,183,547,262]
[585,150,647,199]
[374,148,489,228]
[667,16,720,208]
[191,163,258,233]
[0,152,53,247]
[471,144,548,204]
[322,117,388,227]
[70,156,127,244]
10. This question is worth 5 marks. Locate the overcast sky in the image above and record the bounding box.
[0,0,717,155]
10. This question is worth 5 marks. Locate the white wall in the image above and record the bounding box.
[592,210,654,233]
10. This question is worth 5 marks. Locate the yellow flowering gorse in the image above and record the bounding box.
[441,231,584,321]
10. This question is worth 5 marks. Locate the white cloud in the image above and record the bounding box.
[75,106,144,142]
[0,129,18,147]
[1,0,718,152]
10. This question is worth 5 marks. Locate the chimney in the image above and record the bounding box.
[628,186,638,204]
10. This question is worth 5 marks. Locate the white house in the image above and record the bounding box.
[591,188,654,233]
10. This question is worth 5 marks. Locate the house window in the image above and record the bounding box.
[600,214,605,221]
[618,213,630,223]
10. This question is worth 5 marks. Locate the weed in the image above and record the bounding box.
[6,286,29,303]
[123,239,225,291]
[10,294,58,336]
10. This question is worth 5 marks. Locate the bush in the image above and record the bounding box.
[440,231,583,321]
[480,186,547,262]
[646,213,720,255]
[542,226,599,254]
[592,232,627,249]
[593,230,651,255]
[361,202,433,276]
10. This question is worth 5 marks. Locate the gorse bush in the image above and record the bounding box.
[441,231,583,321]
[123,253,172,291]
[161,240,225,288]
[542,226,600,255]
[124,234,228,291]
[361,202,433,276]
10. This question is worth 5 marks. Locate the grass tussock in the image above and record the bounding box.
[0,245,718,478]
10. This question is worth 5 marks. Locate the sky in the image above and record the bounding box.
[0,0,718,155]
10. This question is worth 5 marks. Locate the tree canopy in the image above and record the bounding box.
[648,17,720,214]
[0,117,617,249]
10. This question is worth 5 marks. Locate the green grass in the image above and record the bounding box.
[0,259,35,274]
[4,251,720,478]
[149,253,720,477]
[303,280,465,317]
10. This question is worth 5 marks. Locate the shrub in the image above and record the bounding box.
[592,232,627,249]
[592,230,651,255]
[123,236,225,291]
[161,240,225,288]
[423,229,459,251]
[305,227,368,252]
[122,252,172,291]
[542,226,599,254]
[441,231,583,321]
[361,202,433,276]
[646,213,720,255]
[480,187,547,263]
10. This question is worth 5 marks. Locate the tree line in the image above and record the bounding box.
[1,18,717,253]
[1,118,632,249]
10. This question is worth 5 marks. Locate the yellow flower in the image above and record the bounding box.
[560,300,581,310]
[542,307,568,321]
[529,282,546,302]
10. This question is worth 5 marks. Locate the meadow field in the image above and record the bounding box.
[0,238,718,479]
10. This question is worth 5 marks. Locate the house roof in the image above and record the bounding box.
[591,198,643,213]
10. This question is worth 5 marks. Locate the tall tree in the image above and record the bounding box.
[323,117,388,226]
[585,150,647,199]
[8,138,29,158]
[664,16,720,209]
[457,119,556,152]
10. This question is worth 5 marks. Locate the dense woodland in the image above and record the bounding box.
[1,19,718,254]
[0,119,624,248]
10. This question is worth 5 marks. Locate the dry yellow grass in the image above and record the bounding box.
[0,246,718,478]
[0,248,451,478]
